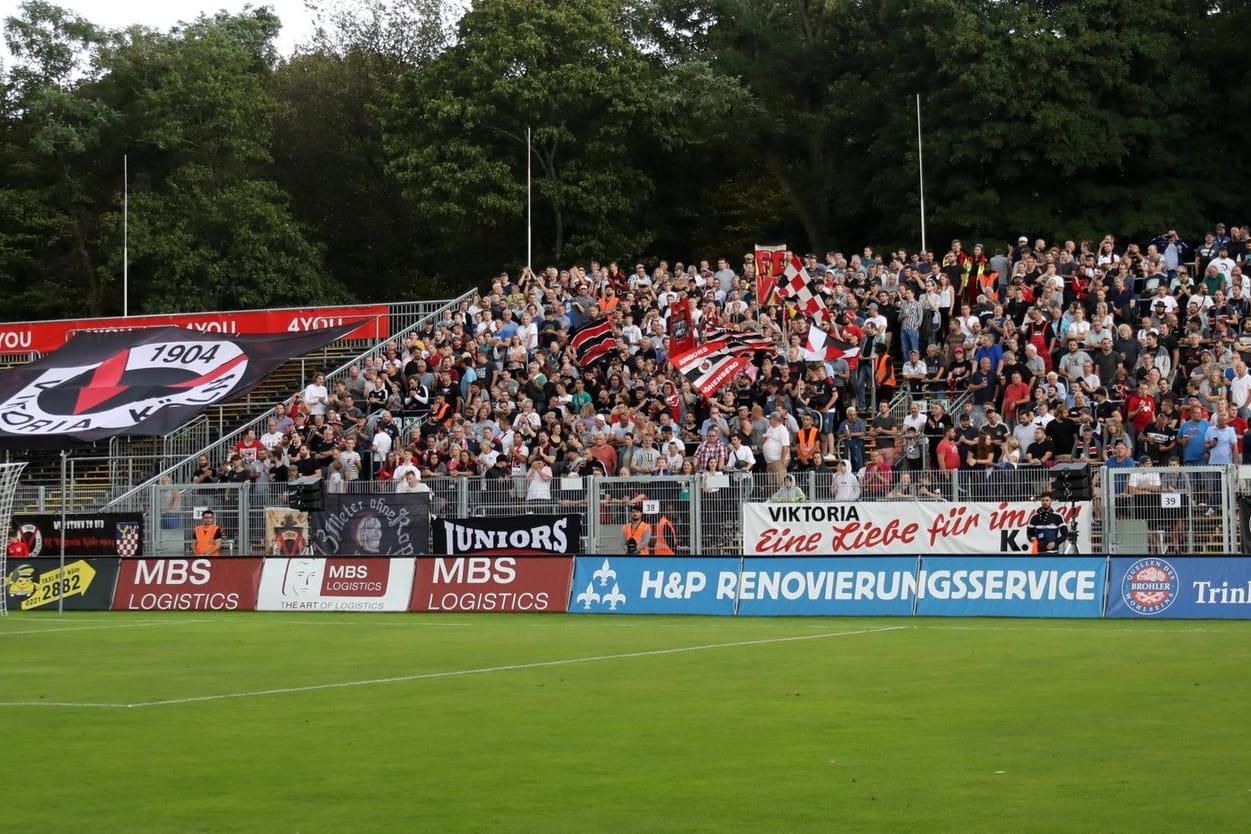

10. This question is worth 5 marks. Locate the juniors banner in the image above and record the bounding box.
[311,492,430,556]
[432,514,582,556]
[741,501,1093,556]
[410,557,573,613]
[13,513,144,558]
[3,557,120,611]
[112,558,262,611]
[1107,557,1251,619]
[256,557,416,612]
[568,556,739,616]
[913,557,1106,618]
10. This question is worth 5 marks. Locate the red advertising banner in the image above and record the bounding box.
[410,557,573,613]
[0,305,390,355]
[112,558,263,611]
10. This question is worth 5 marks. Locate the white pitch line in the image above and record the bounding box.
[0,618,215,636]
[273,619,473,627]
[0,625,908,709]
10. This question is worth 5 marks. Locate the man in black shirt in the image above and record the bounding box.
[1142,412,1177,464]
[1045,405,1079,462]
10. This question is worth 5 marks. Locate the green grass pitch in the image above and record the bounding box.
[2,613,1249,833]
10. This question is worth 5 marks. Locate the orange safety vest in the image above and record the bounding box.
[622,520,651,553]
[796,427,820,462]
[430,401,453,428]
[649,516,676,556]
[875,353,896,387]
[194,523,222,556]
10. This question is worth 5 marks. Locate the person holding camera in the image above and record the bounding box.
[621,505,651,556]
[1026,493,1067,554]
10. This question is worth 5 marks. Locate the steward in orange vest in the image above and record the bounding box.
[621,506,651,555]
[795,416,821,470]
[193,510,223,556]
[648,514,676,555]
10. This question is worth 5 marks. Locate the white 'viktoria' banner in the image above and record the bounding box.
[741,501,1093,556]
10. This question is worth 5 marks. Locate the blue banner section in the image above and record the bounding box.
[1107,557,1251,618]
[913,557,1107,618]
[568,556,739,615]
[736,558,917,616]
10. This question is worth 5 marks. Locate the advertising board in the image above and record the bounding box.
[410,557,573,612]
[568,557,739,616]
[742,501,1093,556]
[3,557,119,611]
[112,558,262,611]
[0,304,390,355]
[1107,557,1251,619]
[912,557,1106,617]
[734,558,918,616]
[257,557,415,611]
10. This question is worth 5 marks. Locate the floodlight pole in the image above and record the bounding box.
[123,154,129,318]
[526,126,533,271]
[916,94,927,254]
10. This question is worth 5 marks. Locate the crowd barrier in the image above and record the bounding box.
[5,555,1251,619]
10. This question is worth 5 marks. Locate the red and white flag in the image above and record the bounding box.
[672,335,772,399]
[778,254,832,324]
[804,326,860,363]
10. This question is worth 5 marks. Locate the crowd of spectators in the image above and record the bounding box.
[191,222,1251,506]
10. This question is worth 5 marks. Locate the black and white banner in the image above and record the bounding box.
[311,492,431,556]
[432,514,583,556]
[0,323,358,447]
[13,512,144,557]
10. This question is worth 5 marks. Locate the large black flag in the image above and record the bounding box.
[0,323,360,448]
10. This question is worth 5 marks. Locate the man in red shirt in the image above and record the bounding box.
[936,427,962,471]
[1000,371,1032,422]
[1126,382,1157,436]
[7,528,30,559]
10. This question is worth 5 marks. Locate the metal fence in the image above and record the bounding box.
[93,462,1245,557]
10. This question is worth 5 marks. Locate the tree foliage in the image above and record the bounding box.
[0,0,1247,321]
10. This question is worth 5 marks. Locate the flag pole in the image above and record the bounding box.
[916,94,927,254]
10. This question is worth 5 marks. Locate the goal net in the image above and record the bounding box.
[0,462,30,616]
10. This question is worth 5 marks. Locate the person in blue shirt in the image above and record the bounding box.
[1204,410,1238,465]
[1176,409,1211,465]
[973,332,1005,375]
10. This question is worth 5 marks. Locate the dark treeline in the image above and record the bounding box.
[1,0,1247,321]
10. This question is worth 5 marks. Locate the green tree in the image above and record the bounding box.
[91,9,345,312]
[270,0,452,300]
[384,0,662,272]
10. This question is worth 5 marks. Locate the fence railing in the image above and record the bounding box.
[103,290,477,511]
[93,462,1245,558]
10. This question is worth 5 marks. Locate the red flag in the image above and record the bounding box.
[754,245,787,307]
[667,296,696,355]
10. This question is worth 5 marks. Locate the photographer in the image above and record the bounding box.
[621,505,652,555]
[1026,493,1067,554]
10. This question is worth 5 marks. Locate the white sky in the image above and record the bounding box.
[0,0,316,56]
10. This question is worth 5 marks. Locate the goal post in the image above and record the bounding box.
[0,462,30,616]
